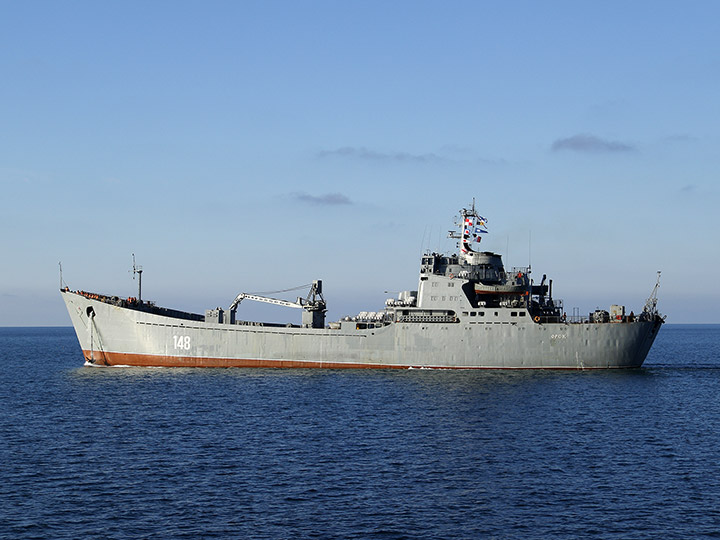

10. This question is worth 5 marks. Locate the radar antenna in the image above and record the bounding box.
[132,254,143,303]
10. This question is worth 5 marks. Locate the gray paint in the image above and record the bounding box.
[61,203,664,368]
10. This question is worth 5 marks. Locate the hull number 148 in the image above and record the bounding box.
[173,335,191,350]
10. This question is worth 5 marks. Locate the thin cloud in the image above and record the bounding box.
[318,146,447,164]
[293,192,352,205]
[439,144,473,155]
[551,134,637,153]
[662,134,698,144]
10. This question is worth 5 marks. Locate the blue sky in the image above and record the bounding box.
[1,0,718,325]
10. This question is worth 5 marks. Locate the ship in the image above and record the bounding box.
[61,201,665,369]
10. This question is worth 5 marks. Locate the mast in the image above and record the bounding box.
[448,198,488,261]
[132,254,143,303]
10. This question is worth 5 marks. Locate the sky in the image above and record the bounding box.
[1,0,719,325]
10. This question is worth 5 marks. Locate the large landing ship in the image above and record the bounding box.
[61,202,664,369]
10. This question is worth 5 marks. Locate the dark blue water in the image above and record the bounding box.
[1,325,720,539]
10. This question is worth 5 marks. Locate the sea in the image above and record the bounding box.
[1,325,720,540]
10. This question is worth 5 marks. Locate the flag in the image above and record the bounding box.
[474,227,488,234]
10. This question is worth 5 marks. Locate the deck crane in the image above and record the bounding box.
[228,280,327,328]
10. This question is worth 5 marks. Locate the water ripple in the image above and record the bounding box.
[1,326,720,539]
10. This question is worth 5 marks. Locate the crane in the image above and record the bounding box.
[228,280,327,328]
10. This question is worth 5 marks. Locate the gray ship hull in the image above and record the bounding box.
[61,290,662,369]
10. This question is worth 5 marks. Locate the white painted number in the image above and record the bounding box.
[173,335,191,350]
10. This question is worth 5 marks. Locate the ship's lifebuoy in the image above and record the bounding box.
[449,273,454,279]
[534,316,540,323]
